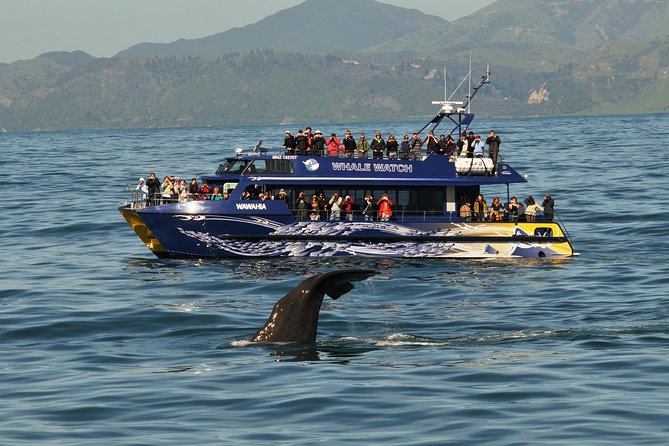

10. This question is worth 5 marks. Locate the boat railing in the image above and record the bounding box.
[123,183,148,209]
[123,184,216,208]
[554,212,574,244]
[292,208,463,222]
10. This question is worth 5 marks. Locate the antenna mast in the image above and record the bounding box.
[467,51,472,113]
[444,65,447,102]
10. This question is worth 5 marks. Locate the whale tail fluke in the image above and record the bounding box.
[251,269,377,344]
[317,269,377,299]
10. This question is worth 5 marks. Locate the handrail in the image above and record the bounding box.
[122,184,566,231]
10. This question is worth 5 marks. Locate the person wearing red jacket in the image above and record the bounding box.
[326,133,342,157]
[377,194,393,221]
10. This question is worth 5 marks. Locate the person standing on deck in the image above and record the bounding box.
[295,130,309,155]
[445,135,457,156]
[486,130,501,175]
[329,192,343,220]
[304,127,313,153]
[466,131,476,157]
[542,194,555,222]
[362,194,374,221]
[146,172,161,205]
[370,132,386,159]
[357,133,369,158]
[283,130,296,155]
[341,195,354,221]
[386,135,399,159]
[311,130,326,156]
[326,133,342,157]
[425,131,439,155]
[473,194,488,221]
[472,135,485,157]
[399,135,411,160]
[296,191,308,220]
[409,133,422,160]
[377,194,393,221]
[457,134,468,157]
[136,178,149,206]
[342,130,357,158]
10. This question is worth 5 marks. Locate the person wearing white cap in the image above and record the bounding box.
[136,177,149,206]
[295,130,308,155]
[311,130,325,156]
[283,130,296,155]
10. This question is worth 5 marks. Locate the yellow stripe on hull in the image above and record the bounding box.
[119,208,167,255]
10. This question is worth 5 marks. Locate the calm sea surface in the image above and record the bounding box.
[1,114,669,445]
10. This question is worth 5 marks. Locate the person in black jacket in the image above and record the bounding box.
[425,130,439,155]
[386,134,399,159]
[283,130,296,155]
[542,194,555,222]
[370,132,386,159]
[294,130,309,156]
[485,130,501,175]
[311,130,325,156]
[399,135,410,160]
[145,172,161,206]
[342,130,357,158]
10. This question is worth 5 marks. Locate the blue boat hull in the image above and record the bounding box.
[119,205,574,259]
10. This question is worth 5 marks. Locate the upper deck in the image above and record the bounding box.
[202,152,526,189]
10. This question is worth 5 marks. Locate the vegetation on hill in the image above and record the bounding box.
[0,0,668,132]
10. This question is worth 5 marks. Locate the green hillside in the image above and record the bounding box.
[1,0,668,132]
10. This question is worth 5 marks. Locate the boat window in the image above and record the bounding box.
[245,159,295,175]
[405,188,444,212]
[219,160,249,174]
[534,227,553,237]
[216,162,229,174]
[264,185,456,216]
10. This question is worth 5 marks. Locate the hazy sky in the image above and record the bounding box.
[0,0,495,64]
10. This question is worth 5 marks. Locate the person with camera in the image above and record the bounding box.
[341,195,354,221]
[376,193,393,221]
[362,194,374,221]
[485,130,501,175]
[295,129,309,156]
[329,192,343,220]
[145,172,161,205]
[409,133,422,160]
[326,132,342,157]
[311,130,326,156]
[386,134,399,159]
[425,130,439,155]
[342,130,356,158]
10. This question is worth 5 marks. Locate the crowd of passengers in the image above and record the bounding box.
[282,126,501,165]
[459,193,556,223]
[136,173,228,205]
[240,186,556,223]
[136,175,556,222]
[287,190,394,222]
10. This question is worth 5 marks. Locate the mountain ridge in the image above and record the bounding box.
[116,0,447,58]
[1,0,668,132]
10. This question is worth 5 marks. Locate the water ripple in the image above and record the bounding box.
[2,115,669,444]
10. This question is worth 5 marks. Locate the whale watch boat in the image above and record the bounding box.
[119,69,574,259]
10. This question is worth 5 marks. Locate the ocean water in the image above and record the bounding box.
[1,114,669,445]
